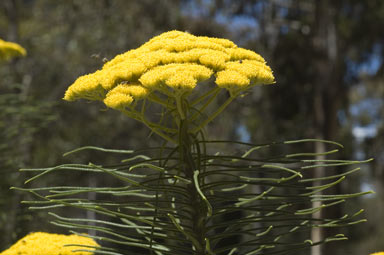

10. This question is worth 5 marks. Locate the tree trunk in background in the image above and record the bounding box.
[311,0,343,254]
[312,86,326,255]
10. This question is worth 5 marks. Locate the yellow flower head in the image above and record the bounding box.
[139,63,213,92]
[371,252,384,255]
[64,30,274,108]
[0,39,26,61]
[104,83,148,110]
[0,232,99,255]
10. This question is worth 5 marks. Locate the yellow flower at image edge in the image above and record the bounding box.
[371,252,384,255]
[64,30,275,110]
[0,232,99,255]
[0,39,26,61]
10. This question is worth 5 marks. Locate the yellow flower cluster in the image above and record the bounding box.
[0,232,98,255]
[0,39,26,61]
[104,83,148,109]
[64,30,274,110]
[139,63,212,92]
[371,252,384,255]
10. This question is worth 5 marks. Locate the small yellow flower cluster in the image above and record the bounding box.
[64,30,274,110]
[0,39,26,61]
[104,83,149,109]
[139,63,212,92]
[216,59,273,91]
[0,232,98,255]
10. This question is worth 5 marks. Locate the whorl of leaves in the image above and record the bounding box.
[15,139,372,255]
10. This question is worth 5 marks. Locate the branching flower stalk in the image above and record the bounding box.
[16,31,372,255]
[64,30,274,144]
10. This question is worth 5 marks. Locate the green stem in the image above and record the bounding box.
[120,107,177,142]
[191,87,220,106]
[189,88,221,123]
[120,105,177,144]
[140,115,177,144]
[176,94,186,120]
[178,120,208,255]
[147,94,174,109]
[192,95,235,134]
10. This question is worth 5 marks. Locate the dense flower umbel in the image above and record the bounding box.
[64,30,274,107]
[0,39,26,61]
[63,31,274,143]
[0,232,98,255]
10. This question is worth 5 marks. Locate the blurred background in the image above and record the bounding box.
[0,0,383,254]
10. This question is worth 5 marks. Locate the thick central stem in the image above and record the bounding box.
[178,120,207,255]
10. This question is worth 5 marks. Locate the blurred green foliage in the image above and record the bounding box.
[1,0,384,254]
